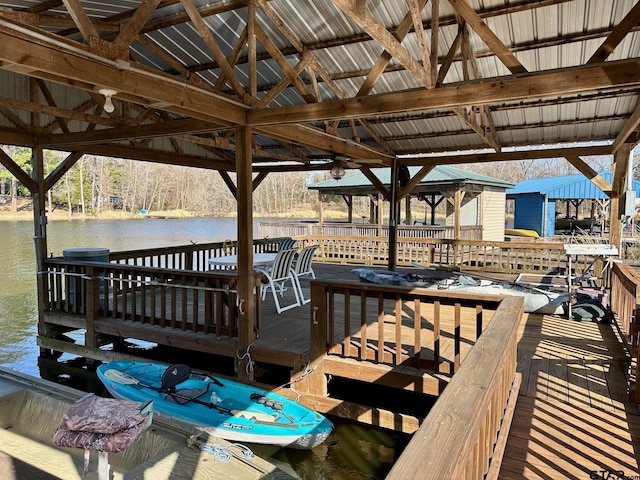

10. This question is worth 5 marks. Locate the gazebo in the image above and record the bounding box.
[310,165,514,241]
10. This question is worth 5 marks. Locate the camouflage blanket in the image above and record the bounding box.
[52,395,152,452]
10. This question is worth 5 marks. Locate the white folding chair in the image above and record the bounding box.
[255,248,301,313]
[292,245,318,304]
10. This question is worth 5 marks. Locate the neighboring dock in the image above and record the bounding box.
[0,368,292,480]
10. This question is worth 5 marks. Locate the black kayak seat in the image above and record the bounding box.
[161,364,192,393]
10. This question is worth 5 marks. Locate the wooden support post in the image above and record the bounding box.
[610,146,631,251]
[377,194,382,235]
[235,126,255,381]
[32,146,49,343]
[388,159,399,271]
[405,195,412,226]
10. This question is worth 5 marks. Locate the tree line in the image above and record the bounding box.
[0,145,631,219]
[0,146,320,217]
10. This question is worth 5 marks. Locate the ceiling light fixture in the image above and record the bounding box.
[98,88,118,113]
[330,165,345,180]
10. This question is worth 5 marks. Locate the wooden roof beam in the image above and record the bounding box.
[399,145,613,166]
[248,59,640,125]
[179,0,246,100]
[611,95,640,153]
[0,24,248,125]
[563,155,612,195]
[112,0,163,54]
[36,118,223,147]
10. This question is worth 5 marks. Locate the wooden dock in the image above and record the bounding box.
[500,313,640,478]
[40,253,640,478]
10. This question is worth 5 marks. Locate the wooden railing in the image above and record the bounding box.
[109,238,282,270]
[294,235,596,276]
[610,261,640,402]
[259,221,482,240]
[386,295,523,480]
[43,258,262,339]
[308,280,502,375]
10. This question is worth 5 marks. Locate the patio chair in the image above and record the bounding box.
[278,237,297,251]
[255,248,301,313]
[292,245,319,304]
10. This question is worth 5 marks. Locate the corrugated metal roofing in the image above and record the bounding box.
[508,172,640,199]
[310,165,514,190]
[0,0,639,167]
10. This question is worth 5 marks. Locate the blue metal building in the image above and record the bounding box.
[507,172,640,237]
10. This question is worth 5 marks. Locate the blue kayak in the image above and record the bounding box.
[96,360,333,450]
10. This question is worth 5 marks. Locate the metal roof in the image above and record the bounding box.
[507,172,640,199]
[310,165,514,191]
[0,1,639,174]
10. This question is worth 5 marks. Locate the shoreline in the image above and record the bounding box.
[0,209,350,221]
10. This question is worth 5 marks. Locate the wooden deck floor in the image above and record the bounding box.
[289,265,640,478]
[500,313,640,479]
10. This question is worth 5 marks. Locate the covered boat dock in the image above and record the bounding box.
[1,1,640,478]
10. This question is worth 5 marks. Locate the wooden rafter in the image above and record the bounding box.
[357,0,429,96]
[333,0,433,88]
[407,0,431,79]
[36,118,221,147]
[447,0,526,74]
[36,79,70,134]
[611,96,640,153]
[179,0,246,99]
[588,0,640,64]
[254,23,316,103]
[61,0,99,44]
[256,53,315,108]
[430,0,439,85]
[113,0,163,54]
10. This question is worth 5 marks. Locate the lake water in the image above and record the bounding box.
[0,217,406,479]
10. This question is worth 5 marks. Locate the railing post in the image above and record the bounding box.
[85,265,99,350]
[306,282,328,396]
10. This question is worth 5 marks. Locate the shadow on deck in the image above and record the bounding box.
[499,313,640,478]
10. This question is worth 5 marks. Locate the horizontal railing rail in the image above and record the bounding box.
[293,235,595,276]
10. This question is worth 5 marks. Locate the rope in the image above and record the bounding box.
[275,361,317,403]
[236,343,255,376]
[188,435,254,464]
